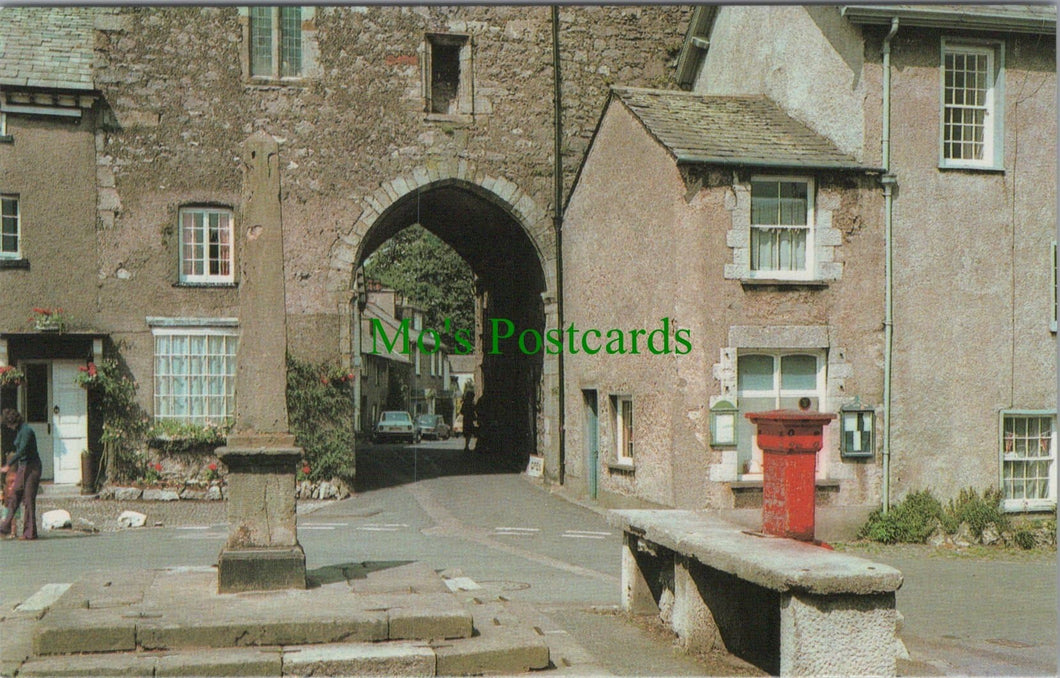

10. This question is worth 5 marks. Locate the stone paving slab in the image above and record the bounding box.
[282,641,436,677]
[33,607,137,655]
[155,647,283,676]
[18,651,157,677]
[352,561,452,594]
[432,623,550,676]
[0,616,35,677]
[54,569,154,610]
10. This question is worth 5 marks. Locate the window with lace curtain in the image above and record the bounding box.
[153,327,238,425]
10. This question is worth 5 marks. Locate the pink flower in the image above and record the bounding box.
[208,463,218,472]
[320,377,329,384]
[153,462,163,472]
[301,464,311,475]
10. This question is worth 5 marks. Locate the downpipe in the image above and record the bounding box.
[881,17,899,514]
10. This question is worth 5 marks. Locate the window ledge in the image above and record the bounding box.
[424,113,474,125]
[245,77,307,89]
[608,462,635,474]
[0,135,13,144]
[174,281,238,289]
[938,164,1005,174]
[740,278,829,288]
[0,258,29,270]
[728,478,840,489]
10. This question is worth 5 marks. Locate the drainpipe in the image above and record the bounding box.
[881,17,899,514]
[552,5,566,485]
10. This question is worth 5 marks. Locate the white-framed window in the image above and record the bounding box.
[179,207,233,284]
[250,6,303,79]
[1000,411,1056,511]
[613,395,634,465]
[749,177,814,279]
[424,33,472,117]
[736,350,826,477]
[941,40,1003,169]
[1,194,19,258]
[414,347,421,376]
[153,327,238,425]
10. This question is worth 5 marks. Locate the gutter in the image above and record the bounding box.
[881,17,899,514]
[841,5,1055,35]
[675,156,883,174]
[552,5,566,486]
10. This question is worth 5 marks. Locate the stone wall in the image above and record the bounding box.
[89,5,691,418]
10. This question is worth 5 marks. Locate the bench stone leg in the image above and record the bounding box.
[621,533,660,615]
[672,555,722,653]
[779,592,897,677]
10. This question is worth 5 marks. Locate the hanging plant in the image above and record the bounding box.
[0,365,25,387]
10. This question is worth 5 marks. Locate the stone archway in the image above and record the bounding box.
[326,161,559,473]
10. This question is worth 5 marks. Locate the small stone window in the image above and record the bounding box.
[424,33,472,119]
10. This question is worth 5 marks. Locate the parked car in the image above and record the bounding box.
[372,411,419,444]
[452,414,463,435]
[416,414,451,441]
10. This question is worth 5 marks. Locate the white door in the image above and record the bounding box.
[21,362,54,480]
[52,362,87,485]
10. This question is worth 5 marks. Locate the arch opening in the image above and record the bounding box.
[355,180,548,471]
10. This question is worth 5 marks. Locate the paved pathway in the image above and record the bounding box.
[3,439,1056,676]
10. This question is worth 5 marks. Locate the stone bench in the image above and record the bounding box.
[608,510,904,677]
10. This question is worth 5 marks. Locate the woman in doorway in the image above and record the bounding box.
[0,409,41,540]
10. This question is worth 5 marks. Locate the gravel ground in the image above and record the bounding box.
[33,495,331,532]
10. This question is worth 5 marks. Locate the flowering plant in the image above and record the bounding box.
[147,419,229,453]
[144,461,164,485]
[205,462,221,483]
[74,361,100,389]
[320,365,356,387]
[31,307,67,332]
[297,463,311,481]
[0,365,25,387]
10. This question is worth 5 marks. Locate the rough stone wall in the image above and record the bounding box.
[0,112,98,332]
[563,100,886,510]
[90,5,690,413]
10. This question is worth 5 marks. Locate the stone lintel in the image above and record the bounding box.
[217,445,301,469]
[217,546,307,593]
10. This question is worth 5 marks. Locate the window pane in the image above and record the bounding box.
[780,354,817,391]
[279,7,302,77]
[738,355,775,392]
[250,7,273,77]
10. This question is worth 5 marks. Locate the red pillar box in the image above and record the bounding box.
[745,409,835,542]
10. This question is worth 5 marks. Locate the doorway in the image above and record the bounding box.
[20,360,86,484]
[583,389,599,500]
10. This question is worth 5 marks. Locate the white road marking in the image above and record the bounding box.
[356,523,408,532]
[16,583,71,613]
[300,526,337,530]
[301,522,349,527]
[494,527,539,532]
[563,530,612,536]
[444,577,482,592]
[561,533,608,540]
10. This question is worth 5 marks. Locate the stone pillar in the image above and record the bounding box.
[216,133,306,593]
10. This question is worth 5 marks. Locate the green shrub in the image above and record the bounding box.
[858,489,944,544]
[286,356,355,482]
[1012,528,1036,550]
[946,487,1008,538]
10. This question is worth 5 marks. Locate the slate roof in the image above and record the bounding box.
[0,8,98,90]
[611,87,873,172]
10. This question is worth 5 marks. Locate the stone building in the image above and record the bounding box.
[0,6,689,484]
[562,5,1057,514]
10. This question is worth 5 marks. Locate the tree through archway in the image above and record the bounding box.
[354,178,549,470]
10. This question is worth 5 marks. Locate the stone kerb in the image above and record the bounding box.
[325,162,554,303]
